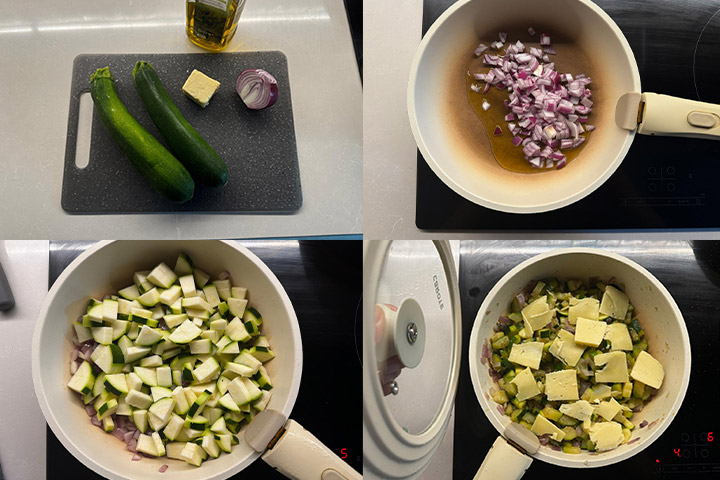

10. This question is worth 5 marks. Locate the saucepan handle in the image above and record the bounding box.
[639,92,720,140]
[261,419,362,480]
[473,436,533,480]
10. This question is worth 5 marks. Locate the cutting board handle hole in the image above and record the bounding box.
[74,91,93,169]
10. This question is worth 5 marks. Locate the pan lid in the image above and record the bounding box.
[363,241,462,479]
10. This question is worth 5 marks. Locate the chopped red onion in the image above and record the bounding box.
[639,420,648,428]
[132,453,142,461]
[470,83,481,93]
[628,437,641,445]
[471,30,593,169]
[482,99,491,111]
[499,32,507,43]
[496,405,505,415]
[159,465,169,473]
[528,27,536,36]
[474,43,489,56]
[236,69,278,110]
[494,125,503,136]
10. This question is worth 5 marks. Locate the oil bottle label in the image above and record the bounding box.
[193,0,230,43]
[197,0,229,9]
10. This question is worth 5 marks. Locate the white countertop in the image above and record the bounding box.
[0,241,49,480]
[362,0,720,240]
[0,0,361,239]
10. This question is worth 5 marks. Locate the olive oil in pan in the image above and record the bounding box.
[186,0,246,52]
[466,32,594,174]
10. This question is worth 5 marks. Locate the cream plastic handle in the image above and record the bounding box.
[261,419,362,480]
[473,436,533,480]
[639,92,720,139]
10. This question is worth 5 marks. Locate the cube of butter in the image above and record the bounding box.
[574,317,607,347]
[544,369,578,401]
[182,69,221,108]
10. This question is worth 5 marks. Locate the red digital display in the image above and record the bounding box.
[671,432,714,460]
[340,448,348,459]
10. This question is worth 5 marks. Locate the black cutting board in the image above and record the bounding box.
[62,52,302,213]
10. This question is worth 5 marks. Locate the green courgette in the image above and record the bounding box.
[132,61,228,187]
[89,67,194,203]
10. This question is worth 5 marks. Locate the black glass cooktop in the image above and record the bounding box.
[455,241,720,478]
[417,0,720,231]
[45,240,362,479]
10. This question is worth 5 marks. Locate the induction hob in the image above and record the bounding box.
[45,240,362,479]
[454,240,720,478]
[416,0,720,231]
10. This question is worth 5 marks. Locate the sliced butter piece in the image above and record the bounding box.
[568,297,599,325]
[594,397,623,421]
[548,329,586,367]
[574,317,607,347]
[508,342,544,370]
[521,296,554,333]
[530,414,565,442]
[599,285,629,320]
[182,69,221,108]
[630,351,665,389]
[545,369,578,401]
[510,367,541,401]
[559,400,594,421]
[594,351,629,383]
[588,421,624,451]
[604,323,633,351]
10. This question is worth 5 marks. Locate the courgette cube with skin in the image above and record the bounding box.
[149,396,176,424]
[220,341,240,355]
[73,323,94,343]
[182,363,195,383]
[181,441,205,467]
[183,296,213,312]
[210,417,227,434]
[159,285,183,306]
[103,416,115,432]
[252,390,272,412]
[156,365,173,387]
[218,392,241,412]
[249,346,275,363]
[168,320,202,344]
[147,263,177,289]
[102,299,119,321]
[166,442,186,460]
[164,414,185,441]
[174,253,194,276]
[217,301,229,317]
[104,373,129,396]
[95,398,118,421]
[137,434,160,456]
[202,434,221,458]
[179,274,197,298]
[134,366,158,387]
[68,361,96,395]
[188,390,212,417]
[118,284,141,301]
[185,415,209,431]
[225,317,251,343]
[188,339,212,356]
[234,351,262,374]
[91,344,124,374]
[138,288,161,307]
[129,314,159,328]
[244,320,259,337]
[254,336,270,348]
[173,386,191,415]
[193,268,210,288]
[203,285,221,308]
[215,434,232,453]
[124,346,152,363]
[151,386,174,402]
[91,326,113,345]
[140,354,164,368]
[164,313,189,330]
[226,362,255,378]
[126,390,154,410]
[169,298,183,315]
[227,298,248,319]
[151,431,166,456]
[210,319,227,331]
[193,357,221,383]
[252,366,273,390]
[110,320,130,341]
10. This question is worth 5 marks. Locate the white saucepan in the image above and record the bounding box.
[468,248,691,478]
[408,0,720,213]
[31,240,361,480]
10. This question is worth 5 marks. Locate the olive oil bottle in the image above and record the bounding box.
[186,0,246,51]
